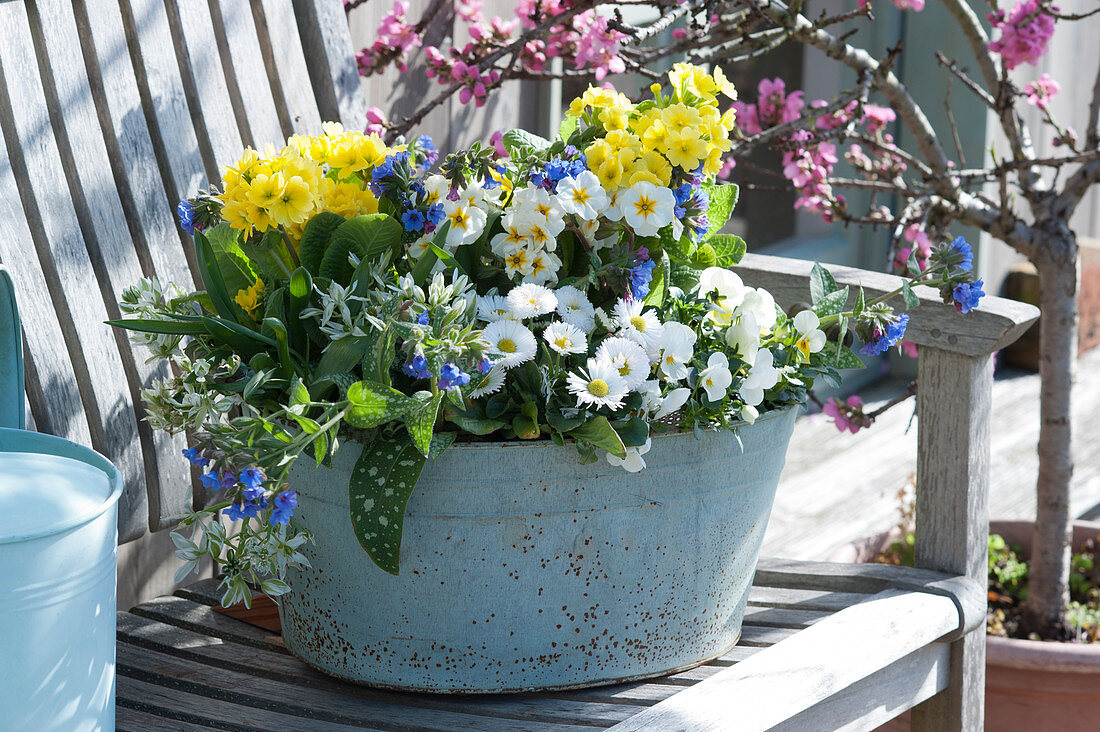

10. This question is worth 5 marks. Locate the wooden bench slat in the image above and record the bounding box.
[130,596,284,649]
[209,0,285,148]
[747,585,872,612]
[292,0,367,128]
[607,589,961,732]
[250,0,324,135]
[40,0,194,532]
[0,1,147,541]
[741,605,832,628]
[116,705,214,732]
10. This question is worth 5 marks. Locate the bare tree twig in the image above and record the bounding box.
[935,52,996,107]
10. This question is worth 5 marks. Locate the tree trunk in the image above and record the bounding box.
[1021,242,1079,639]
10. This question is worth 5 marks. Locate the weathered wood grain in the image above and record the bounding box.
[910,348,992,731]
[607,589,959,731]
[736,252,1039,357]
[116,706,213,731]
[251,0,324,135]
[0,1,147,542]
[0,266,24,429]
[292,0,368,128]
[747,585,872,612]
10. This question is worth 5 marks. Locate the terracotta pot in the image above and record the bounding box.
[828,519,1100,731]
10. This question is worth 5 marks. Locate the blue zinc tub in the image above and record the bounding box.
[0,265,123,729]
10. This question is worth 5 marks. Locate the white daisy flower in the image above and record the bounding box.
[594,306,615,330]
[567,358,628,410]
[506,283,558,319]
[657,322,697,381]
[477,294,513,322]
[544,321,587,355]
[556,171,608,221]
[724,312,760,363]
[605,438,652,473]
[698,351,733,402]
[482,319,537,369]
[793,310,827,359]
[555,285,596,333]
[595,336,650,390]
[739,349,778,406]
[696,267,747,327]
[620,181,676,237]
[469,365,506,398]
[612,299,664,356]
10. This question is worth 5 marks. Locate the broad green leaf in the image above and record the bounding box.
[314,335,372,385]
[902,281,920,309]
[105,318,206,336]
[546,408,585,433]
[503,128,550,156]
[821,341,864,370]
[512,414,540,439]
[705,183,739,237]
[428,431,457,459]
[289,377,310,407]
[570,416,626,458]
[347,435,427,574]
[671,265,701,292]
[299,212,346,276]
[809,262,839,304]
[812,287,849,318]
[345,380,417,429]
[706,234,748,268]
[444,408,507,435]
[404,391,442,457]
[262,317,295,378]
[613,416,649,448]
[362,328,396,386]
[288,267,313,299]
[428,242,469,279]
[854,286,866,316]
[557,115,578,143]
[194,230,239,322]
[321,214,402,283]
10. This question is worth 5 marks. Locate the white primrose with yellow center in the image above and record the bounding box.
[556,171,609,221]
[657,322,697,381]
[620,181,676,237]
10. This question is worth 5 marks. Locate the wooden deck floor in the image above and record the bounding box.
[763,346,1100,560]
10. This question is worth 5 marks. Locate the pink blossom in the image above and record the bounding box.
[717,156,737,180]
[822,396,869,434]
[731,101,762,135]
[457,0,482,23]
[757,78,804,126]
[863,105,897,134]
[891,0,925,10]
[671,28,688,41]
[489,130,508,158]
[364,106,387,137]
[893,224,933,273]
[988,0,1057,70]
[1024,73,1061,110]
[356,1,422,75]
[900,341,919,358]
[573,14,627,81]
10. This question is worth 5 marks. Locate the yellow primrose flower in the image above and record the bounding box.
[320,180,378,218]
[604,130,642,155]
[664,127,709,170]
[268,175,315,227]
[708,120,733,152]
[246,171,286,209]
[702,147,725,176]
[661,104,702,135]
[626,169,662,187]
[599,106,630,132]
[234,278,265,317]
[630,108,663,139]
[712,67,738,100]
[221,198,272,236]
[596,157,625,191]
[640,119,670,154]
[632,150,672,187]
[585,140,613,171]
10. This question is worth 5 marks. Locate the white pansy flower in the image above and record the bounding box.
[567,358,628,410]
[740,404,759,424]
[654,386,691,420]
[477,294,513,322]
[620,181,676,237]
[556,171,608,220]
[698,351,733,402]
[696,267,747,327]
[555,285,596,333]
[793,310,827,359]
[469,365,506,398]
[724,311,760,363]
[606,438,652,473]
[482,319,537,369]
[595,336,650,390]
[612,299,664,355]
[506,283,558,319]
[740,288,778,333]
[544,321,587,355]
[657,322,697,381]
[739,349,779,406]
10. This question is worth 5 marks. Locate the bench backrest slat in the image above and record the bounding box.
[0,0,362,542]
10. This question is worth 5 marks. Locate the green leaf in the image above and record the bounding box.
[288,267,313,299]
[347,435,427,574]
[854,286,866,316]
[290,377,310,407]
[671,265,701,292]
[821,341,864,370]
[613,416,649,448]
[321,214,402,283]
[299,212,346,276]
[557,115,578,143]
[314,335,372,385]
[902,280,920,309]
[906,248,922,278]
[200,315,276,356]
[427,242,469,279]
[105,318,206,336]
[570,416,626,458]
[262,317,296,378]
[345,380,417,429]
[362,328,397,386]
[642,251,670,307]
[428,431,457,459]
[809,263,839,304]
[546,408,586,433]
[194,230,239,322]
[404,391,442,457]
[502,128,550,157]
[812,286,849,318]
[705,234,747,268]
[705,183,739,237]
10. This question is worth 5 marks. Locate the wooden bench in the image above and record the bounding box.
[0,1,1038,728]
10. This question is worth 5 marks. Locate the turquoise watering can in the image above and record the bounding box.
[0,265,121,731]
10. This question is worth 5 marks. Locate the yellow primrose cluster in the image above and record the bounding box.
[219,122,389,238]
[569,64,737,191]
